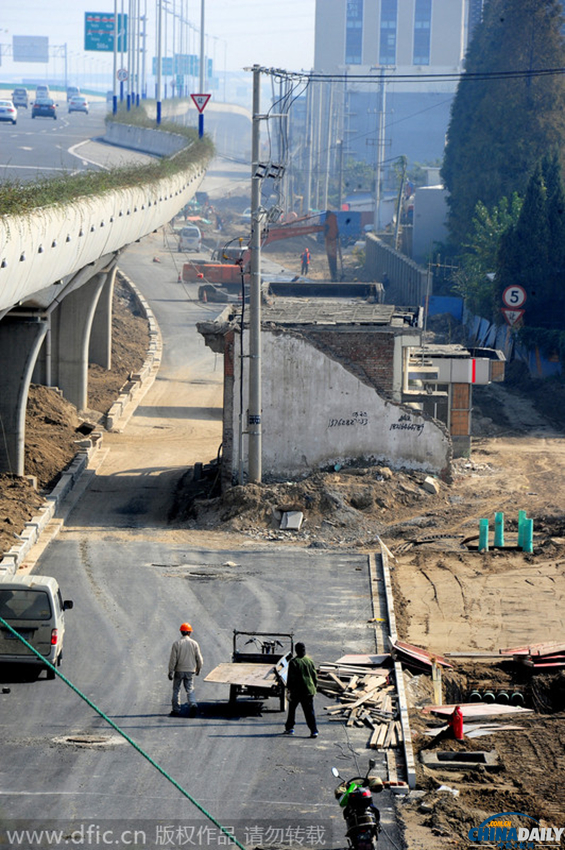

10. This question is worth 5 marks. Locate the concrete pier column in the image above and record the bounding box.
[89,264,117,370]
[0,317,49,475]
[51,272,107,411]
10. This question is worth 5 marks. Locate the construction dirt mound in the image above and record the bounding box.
[0,275,148,559]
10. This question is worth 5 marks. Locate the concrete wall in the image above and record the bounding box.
[364,235,430,307]
[230,330,451,481]
[103,122,187,156]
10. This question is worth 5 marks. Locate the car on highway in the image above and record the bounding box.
[32,98,57,120]
[66,85,80,102]
[0,100,18,125]
[35,84,50,100]
[11,87,29,108]
[68,95,89,114]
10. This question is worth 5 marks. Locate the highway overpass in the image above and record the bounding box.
[0,115,213,476]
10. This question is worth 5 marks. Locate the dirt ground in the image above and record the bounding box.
[2,202,565,847]
[0,275,148,558]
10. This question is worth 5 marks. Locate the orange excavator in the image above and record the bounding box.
[182,212,342,297]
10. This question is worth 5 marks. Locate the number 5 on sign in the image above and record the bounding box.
[502,285,527,308]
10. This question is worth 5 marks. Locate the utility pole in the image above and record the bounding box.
[248,65,262,483]
[374,67,387,233]
[304,79,313,215]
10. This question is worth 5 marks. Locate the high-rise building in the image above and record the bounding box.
[311,0,484,170]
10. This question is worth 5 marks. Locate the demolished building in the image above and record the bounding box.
[198,297,505,489]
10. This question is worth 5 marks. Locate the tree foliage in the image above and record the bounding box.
[495,152,565,328]
[441,0,565,247]
[452,193,522,316]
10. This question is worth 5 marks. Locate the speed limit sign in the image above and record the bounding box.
[117,68,129,82]
[502,285,527,308]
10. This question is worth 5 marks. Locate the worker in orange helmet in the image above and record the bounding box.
[300,247,311,275]
[168,623,203,717]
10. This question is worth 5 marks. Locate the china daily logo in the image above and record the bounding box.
[468,812,564,848]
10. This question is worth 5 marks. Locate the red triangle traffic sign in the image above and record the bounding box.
[501,308,524,327]
[191,93,211,113]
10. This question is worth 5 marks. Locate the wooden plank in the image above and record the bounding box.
[369,725,382,748]
[327,671,348,690]
[499,641,565,657]
[423,702,533,719]
[382,722,395,748]
[204,662,276,687]
[392,640,453,669]
[335,654,391,666]
[346,708,358,727]
[375,724,388,748]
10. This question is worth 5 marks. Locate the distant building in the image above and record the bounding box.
[311,0,485,169]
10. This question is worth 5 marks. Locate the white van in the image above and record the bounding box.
[35,85,50,100]
[0,576,73,678]
[178,225,202,252]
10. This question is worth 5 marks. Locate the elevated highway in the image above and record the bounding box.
[0,117,212,476]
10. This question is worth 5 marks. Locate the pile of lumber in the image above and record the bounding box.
[500,641,565,670]
[317,661,402,749]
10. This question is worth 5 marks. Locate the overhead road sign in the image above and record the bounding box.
[191,93,211,113]
[85,12,127,52]
[13,36,49,63]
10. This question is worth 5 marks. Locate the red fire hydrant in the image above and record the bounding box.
[449,705,464,741]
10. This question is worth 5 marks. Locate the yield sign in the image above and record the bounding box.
[191,93,211,113]
[501,308,525,327]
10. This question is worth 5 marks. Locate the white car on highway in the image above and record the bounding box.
[0,100,17,125]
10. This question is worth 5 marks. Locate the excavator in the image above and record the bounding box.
[182,211,342,300]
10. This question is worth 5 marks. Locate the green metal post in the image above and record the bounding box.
[523,518,534,554]
[517,509,527,549]
[479,518,489,552]
[494,512,504,548]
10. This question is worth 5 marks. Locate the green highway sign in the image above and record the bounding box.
[85,12,127,52]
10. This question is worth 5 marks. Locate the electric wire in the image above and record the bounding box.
[0,614,247,850]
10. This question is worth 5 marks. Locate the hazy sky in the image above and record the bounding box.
[1,0,316,80]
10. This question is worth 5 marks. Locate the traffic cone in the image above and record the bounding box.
[178,271,182,283]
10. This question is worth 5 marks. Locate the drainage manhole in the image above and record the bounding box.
[54,733,123,748]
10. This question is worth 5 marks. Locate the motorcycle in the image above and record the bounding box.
[331,760,383,850]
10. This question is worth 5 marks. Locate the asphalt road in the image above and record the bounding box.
[0,162,403,850]
[0,100,152,181]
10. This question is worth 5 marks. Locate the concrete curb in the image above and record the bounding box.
[0,273,162,580]
[372,547,417,790]
[105,271,163,431]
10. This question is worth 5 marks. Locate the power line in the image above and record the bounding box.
[257,65,565,85]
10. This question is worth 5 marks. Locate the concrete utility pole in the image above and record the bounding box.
[248,65,262,483]
[374,67,387,233]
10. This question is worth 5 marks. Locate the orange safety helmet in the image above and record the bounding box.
[179,622,193,633]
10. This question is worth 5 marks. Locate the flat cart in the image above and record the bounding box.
[204,630,294,711]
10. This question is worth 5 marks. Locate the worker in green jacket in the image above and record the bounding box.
[283,642,319,738]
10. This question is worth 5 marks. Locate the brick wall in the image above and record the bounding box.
[305,330,396,396]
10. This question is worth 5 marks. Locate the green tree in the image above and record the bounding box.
[496,156,565,328]
[453,193,522,316]
[441,0,565,247]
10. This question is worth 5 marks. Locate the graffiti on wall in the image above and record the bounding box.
[390,413,424,436]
